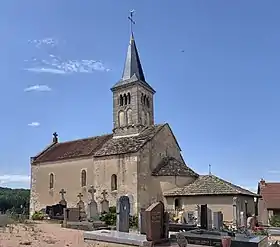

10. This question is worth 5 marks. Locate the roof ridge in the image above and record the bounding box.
[55,133,112,145]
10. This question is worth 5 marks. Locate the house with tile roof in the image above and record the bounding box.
[30,21,258,222]
[257,179,280,225]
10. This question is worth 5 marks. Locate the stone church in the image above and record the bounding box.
[30,31,258,221]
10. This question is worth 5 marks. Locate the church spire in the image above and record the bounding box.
[111,10,155,93]
[121,33,146,82]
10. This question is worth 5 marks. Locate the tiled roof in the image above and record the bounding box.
[152,156,199,177]
[32,124,165,163]
[32,134,112,163]
[258,182,280,209]
[163,174,258,197]
[94,124,164,157]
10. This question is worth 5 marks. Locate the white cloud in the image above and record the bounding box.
[28,122,40,127]
[24,54,110,75]
[28,38,58,48]
[24,84,52,92]
[0,175,30,185]
[268,170,280,174]
[25,67,66,74]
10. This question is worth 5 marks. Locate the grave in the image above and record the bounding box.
[88,185,98,220]
[172,229,268,247]
[145,201,169,244]
[117,195,130,232]
[100,189,109,213]
[77,192,87,221]
[212,211,223,230]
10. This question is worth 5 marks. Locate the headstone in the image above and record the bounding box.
[116,196,130,232]
[233,197,238,228]
[213,211,223,230]
[195,205,200,226]
[88,186,98,219]
[163,211,170,239]
[176,233,188,247]
[207,208,213,229]
[77,193,86,221]
[145,201,164,242]
[240,211,246,227]
[59,188,67,206]
[100,189,109,213]
[139,208,146,234]
[63,208,80,222]
[200,204,208,230]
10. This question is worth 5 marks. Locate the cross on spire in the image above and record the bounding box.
[128,10,136,34]
[77,192,83,201]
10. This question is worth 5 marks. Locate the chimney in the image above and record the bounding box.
[52,132,58,143]
[260,178,266,187]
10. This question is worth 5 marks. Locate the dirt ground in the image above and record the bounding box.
[0,221,86,247]
[1,221,279,247]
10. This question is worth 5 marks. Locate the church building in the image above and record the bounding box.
[30,27,258,222]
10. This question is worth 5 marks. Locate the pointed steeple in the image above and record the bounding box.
[122,33,145,82]
[111,33,155,93]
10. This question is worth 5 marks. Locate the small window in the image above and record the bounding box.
[111,174,117,191]
[146,98,150,108]
[174,198,182,210]
[118,111,125,127]
[120,95,123,106]
[81,170,87,187]
[49,173,54,189]
[127,92,131,104]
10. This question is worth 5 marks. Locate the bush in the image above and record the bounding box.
[31,211,44,220]
[99,206,138,228]
[99,206,117,226]
[270,215,280,227]
[129,215,138,228]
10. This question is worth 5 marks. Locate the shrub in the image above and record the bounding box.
[31,211,44,220]
[129,215,138,228]
[270,215,280,227]
[99,206,117,226]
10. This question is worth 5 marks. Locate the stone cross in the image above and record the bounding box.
[101,189,108,200]
[77,193,83,201]
[59,189,66,200]
[88,186,96,201]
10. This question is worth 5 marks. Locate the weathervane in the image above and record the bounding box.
[128,9,136,34]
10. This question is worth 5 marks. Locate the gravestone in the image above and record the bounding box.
[176,232,188,247]
[233,197,238,228]
[200,204,208,230]
[145,201,165,242]
[240,211,246,227]
[100,189,109,213]
[116,196,130,232]
[139,208,146,234]
[213,211,223,230]
[88,186,98,219]
[63,208,80,222]
[77,193,86,221]
[59,188,67,206]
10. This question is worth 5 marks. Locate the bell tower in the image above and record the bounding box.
[111,11,155,138]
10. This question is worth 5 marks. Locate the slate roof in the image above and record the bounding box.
[163,174,259,197]
[32,124,165,164]
[258,181,280,209]
[111,33,155,93]
[152,156,199,177]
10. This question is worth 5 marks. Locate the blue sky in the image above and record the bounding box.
[0,0,280,190]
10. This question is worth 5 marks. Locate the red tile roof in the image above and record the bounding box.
[258,182,280,209]
[32,124,165,164]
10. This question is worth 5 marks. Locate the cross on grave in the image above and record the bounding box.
[77,193,83,201]
[59,189,66,200]
[101,189,108,200]
[88,186,96,200]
